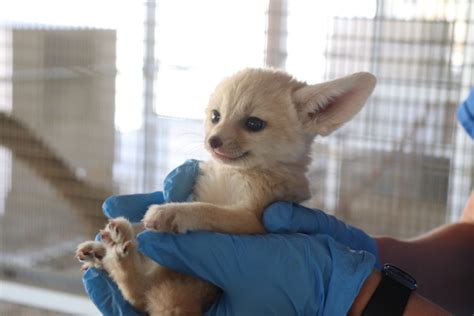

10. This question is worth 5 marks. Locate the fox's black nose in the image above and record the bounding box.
[208,136,223,149]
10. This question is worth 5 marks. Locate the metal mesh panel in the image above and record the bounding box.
[0,27,117,301]
[318,1,474,237]
[0,0,472,313]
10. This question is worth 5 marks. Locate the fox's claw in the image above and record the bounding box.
[75,241,106,269]
[76,217,136,271]
[100,229,113,244]
[103,217,133,245]
[107,220,120,234]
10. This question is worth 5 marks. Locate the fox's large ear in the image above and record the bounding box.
[292,72,376,136]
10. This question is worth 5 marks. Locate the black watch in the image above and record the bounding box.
[362,263,417,316]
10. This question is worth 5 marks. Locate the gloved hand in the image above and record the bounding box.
[82,159,200,316]
[264,202,381,268]
[138,224,376,315]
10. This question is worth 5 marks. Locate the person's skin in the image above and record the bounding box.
[350,191,474,315]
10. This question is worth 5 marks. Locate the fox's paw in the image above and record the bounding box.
[75,241,106,271]
[100,217,134,246]
[143,204,191,233]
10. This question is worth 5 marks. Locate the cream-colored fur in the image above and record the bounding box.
[76,68,376,315]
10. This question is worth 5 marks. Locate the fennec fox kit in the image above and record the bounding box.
[76,68,376,315]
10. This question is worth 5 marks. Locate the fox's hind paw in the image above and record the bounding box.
[100,217,134,246]
[75,241,106,271]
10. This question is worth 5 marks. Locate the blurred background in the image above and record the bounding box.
[0,0,472,314]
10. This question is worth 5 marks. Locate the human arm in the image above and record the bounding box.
[264,202,454,315]
[376,196,474,315]
[267,202,453,316]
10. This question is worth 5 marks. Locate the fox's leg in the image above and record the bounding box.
[76,218,152,312]
[102,217,219,315]
[77,217,219,314]
[96,217,154,312]
[146,268,219,316]
[143,202,265,234]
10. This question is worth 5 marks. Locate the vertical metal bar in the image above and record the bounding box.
[265,0,288,69]
[143,0,157,191]
[371,0,384,76]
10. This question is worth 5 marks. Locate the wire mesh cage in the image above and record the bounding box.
[0,0,473,314]
[317,2,474,237]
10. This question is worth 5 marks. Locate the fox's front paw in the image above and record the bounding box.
[76,241,106,271]
[143,204,191,233]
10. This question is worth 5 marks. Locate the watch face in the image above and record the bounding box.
[384,264,417,291]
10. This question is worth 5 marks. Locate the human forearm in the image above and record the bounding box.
[376,222,474,314]
[349,270,450,316]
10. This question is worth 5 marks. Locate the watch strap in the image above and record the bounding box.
[362,274,412,316]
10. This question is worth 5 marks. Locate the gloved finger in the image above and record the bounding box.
[264,202,380,268]
[102,192,165,222]
[163,159,200,203]
[313,235,376,315]
[263,201,333,234]
[137,230,266,290]
[83,268,145,316]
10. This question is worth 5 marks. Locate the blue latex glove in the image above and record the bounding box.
[101,159,199,222]
[138,229,375,315]
[264,202,381,269]
[83,268,147,316]
[82,159,199,316]
[457,88,474,139]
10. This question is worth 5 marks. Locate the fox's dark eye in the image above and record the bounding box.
[211,110,220,124]
[244,117,266,132]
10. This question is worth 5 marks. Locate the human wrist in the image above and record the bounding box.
[348,270,381,316]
